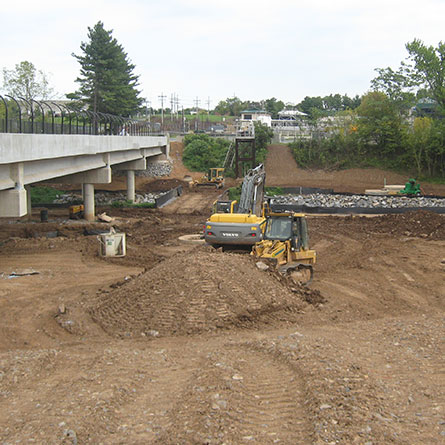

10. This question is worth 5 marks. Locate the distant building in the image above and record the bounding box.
[277,109,308,119]
[414,98,439,116]
[240,109,272,127]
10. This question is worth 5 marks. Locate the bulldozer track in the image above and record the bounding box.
[155,346,312,444]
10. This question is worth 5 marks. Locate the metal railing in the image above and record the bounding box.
[0,95,155,136]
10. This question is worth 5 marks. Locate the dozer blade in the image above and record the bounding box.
[279,263,314,286]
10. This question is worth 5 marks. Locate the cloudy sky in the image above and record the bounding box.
[1,0,444,109]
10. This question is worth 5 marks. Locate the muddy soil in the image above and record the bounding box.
[0,144,444,444]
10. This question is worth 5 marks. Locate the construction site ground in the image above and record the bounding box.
[0,143,444,444]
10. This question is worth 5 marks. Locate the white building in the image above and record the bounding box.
[240,109,272,127]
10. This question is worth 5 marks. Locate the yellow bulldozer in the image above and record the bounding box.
[191,167,225,189]
[251,207,316,285]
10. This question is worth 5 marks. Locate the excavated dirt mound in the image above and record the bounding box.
[140,178,189,193]
[309,210,445,242]
[370,210,445,239]
[90,248,317,337]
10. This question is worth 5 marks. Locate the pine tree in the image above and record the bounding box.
[70,21,141,116]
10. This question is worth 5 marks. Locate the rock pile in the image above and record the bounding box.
[52,191,166,205]
[272,193,445,210]
[136,160,172,177]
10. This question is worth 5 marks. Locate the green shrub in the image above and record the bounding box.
[183,134,230,172]
[264,186,283,196]
[30,186,64,204]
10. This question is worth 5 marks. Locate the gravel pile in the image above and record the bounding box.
[136,160,172,177]
[52,191,166,205]
[271,193,445,209]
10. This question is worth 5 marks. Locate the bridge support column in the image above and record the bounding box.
[83,183,95,221]
[126,170,135,202]
[25,185,32,220]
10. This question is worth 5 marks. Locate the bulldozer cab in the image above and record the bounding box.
[264,213,310,250]
[264,216,292,241]
[208,168,224,181]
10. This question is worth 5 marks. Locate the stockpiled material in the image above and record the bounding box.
[90,249,312,337]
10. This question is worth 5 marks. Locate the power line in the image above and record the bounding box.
[194,97,200,131]
[158,93,166,126]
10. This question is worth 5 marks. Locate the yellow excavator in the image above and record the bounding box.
[251,205,316,285]
[204,164,316,283]
[204,164,266,249]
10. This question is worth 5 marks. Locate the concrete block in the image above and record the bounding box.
[0,188,27,217]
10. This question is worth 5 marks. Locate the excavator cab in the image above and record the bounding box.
[212,200,238,214]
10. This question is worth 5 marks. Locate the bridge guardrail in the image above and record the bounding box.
[0,95,154,136]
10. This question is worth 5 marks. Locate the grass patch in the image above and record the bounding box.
[30,186,65,204]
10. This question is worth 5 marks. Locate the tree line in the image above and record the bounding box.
[289,39,445,179]
[2,25,445,180]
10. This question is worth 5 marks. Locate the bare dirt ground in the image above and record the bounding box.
[1,144,444,444]
[265,144,445,195]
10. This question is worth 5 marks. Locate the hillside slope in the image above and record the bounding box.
[265,144,445,194]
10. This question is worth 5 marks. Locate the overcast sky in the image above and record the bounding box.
[1,0,444,109]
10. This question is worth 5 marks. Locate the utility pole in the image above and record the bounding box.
[158,93,166,129]
[194,97,200,131]
[145,99,151,121]
[206,96,211,128]
[174,94,180,116]
[182,106,185,133]
[145,99,151,134]
[174,94,180,131]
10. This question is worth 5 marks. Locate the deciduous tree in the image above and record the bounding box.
[405,39,445,112]
[2,61,54,102]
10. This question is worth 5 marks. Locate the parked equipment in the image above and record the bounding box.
[398,178,423,196]
[191,168,225,189]
[252,207,316,285]
[69,204,84,219]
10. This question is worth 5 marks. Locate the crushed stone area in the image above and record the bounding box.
[272,192,445,209]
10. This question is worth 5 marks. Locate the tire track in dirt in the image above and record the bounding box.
[155,345,312,444]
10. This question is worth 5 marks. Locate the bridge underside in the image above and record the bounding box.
[0,134,169,219]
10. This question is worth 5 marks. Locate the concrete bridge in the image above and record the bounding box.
[0,133,169,220]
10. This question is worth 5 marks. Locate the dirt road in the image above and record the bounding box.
[0,144,444,444]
